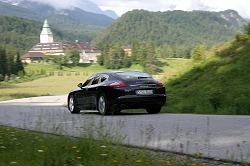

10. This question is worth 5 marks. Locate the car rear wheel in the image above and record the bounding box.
[97,93,109,115]
[146,107,161,114]
[68,95,80,114]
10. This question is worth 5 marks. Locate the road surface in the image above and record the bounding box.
[0,95,249,163]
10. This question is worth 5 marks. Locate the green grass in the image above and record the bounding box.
[0,125,210,166]
[163,37,250,115]
[0,59,189,102]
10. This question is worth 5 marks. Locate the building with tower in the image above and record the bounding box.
[23,20,101,63]
[40,19,53,43]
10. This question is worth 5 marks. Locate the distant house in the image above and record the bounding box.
[23,20,101,63]
[121,45,132,56]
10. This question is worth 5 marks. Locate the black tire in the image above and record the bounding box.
[68,95,80,114]
[146,107,161,114]
[97,93,110,115]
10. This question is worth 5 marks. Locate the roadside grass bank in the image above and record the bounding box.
[163,37,250,115]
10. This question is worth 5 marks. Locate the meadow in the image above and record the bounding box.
[0,58,190,104]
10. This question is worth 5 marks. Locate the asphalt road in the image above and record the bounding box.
[0,95,249,163]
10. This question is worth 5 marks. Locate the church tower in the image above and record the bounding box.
[40,19,53,43]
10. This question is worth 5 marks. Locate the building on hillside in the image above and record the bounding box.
[23,20,101,63]
[120,45,132,56]
[40,19,53,43]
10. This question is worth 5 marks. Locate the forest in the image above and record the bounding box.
[93,9,245,58]
[0,44,24,80]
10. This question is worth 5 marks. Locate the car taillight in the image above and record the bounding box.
[156,81,164,87]
[109,82,128,89]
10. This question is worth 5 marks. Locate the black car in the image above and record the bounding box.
[67,71,166,115]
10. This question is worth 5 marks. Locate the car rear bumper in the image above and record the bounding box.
[109,94,166,109]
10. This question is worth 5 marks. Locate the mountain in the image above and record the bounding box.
[0,0,115,26]
[93,9,246,50]
[216,10,246,28]
[0,1,43,21]
[0,0,119,19]
[0,0,113,42]
[17,0,114,27]
[76,0,119,19]
[245,18,250,22]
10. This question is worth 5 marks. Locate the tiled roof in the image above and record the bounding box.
[121,45,132,49]
[30,42,64,51]
[29,42,99,52]
[23,52,44,58]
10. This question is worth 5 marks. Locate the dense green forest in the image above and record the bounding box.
[93,10,246,58]
[163,23,250,115]
[0,44,24,80]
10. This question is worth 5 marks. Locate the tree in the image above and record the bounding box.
[16,52,24,74]
[191,44,207,63]
[43,54,67,70]
[243,22,250,36]
[166,45,175,58]
[6,44,16,75]
[70,49,80,66]
[136,43,147,67]
[108,44,125,69]
[0,46,8,78]
[97,54,104,66]
[131,40,140,64]
[122,55,132,68]
[143,42,158,75]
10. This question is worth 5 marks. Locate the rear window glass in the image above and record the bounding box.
[114,72,151,80]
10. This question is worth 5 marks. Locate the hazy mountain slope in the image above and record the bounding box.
[0,1,43,21]
[0,0,119,19]
[216,9,246,28]
[0,1,114,26]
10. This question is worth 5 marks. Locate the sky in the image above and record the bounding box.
[89,0,250,19]
[24,0,250,19]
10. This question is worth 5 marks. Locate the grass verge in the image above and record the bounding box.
[0,125,232,166]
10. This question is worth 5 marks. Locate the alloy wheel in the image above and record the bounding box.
[98,95,106,114]
[69,96,74,112]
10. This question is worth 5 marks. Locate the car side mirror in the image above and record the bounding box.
[77,83,83,88]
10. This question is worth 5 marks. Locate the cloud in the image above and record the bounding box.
[28,0,80,10]
[90,0,250,18]
[26,0,250,18]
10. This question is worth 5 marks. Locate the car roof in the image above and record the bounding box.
[96,70,143,74]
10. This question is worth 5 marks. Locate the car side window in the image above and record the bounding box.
[100,75,108,83]
[92,75,101,85]
[83,75,96,87]
[92,74,108,85]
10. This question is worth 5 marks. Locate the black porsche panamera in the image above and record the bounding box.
[67,71,166,115]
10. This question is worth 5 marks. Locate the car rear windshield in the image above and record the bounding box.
[114,72,152,80]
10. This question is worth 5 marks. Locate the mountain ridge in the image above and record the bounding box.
[0,0,119,19]
[92,9,247,58]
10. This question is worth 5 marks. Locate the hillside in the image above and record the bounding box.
[93,10,246,57]
[163,24,250,115]
[0,1,43,20]
[0,1,113,42]
[0,16,81,53]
